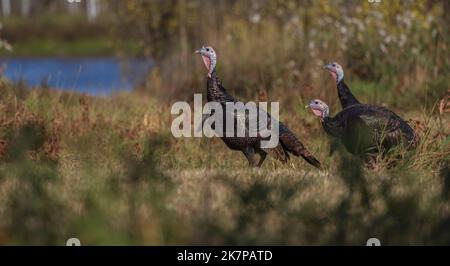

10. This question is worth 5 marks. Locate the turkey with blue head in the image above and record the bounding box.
[307,99,415,156]
[195,46,321,168]
[324,62,360,108]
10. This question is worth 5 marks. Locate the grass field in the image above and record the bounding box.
[0,0,449,245]
[0,74,448,245]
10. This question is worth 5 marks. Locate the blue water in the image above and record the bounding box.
[0,57,153,95]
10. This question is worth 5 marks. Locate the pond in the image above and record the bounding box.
[0,57,153,95]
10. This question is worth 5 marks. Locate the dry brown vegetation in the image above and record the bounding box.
[0,73,448,244]
[0,0,449,245]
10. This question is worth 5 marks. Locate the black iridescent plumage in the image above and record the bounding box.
[322,63,415,154]
[319,102,415,155]
[336,80,360,108]
[205,68,321,168]
[324,62,360,109]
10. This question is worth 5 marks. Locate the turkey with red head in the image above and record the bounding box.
[195,46,321,168]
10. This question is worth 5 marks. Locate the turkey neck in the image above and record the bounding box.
[207,69,236,103]
[337,79,359,108]
[322,116,343,138]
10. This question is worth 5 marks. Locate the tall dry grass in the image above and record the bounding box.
[0,0,449,245]
[0,73,448,244]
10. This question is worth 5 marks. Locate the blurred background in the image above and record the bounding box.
[0,0,448,245]
[0,0,448,103]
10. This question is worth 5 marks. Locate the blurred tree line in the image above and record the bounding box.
[0,0,100,19]
[1,0,448,107]
[108,0,448,108]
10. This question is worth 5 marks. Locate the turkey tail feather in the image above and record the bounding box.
[262,145,289,163]
[279,123,321,169]
[298,149,322,169]
[287,140,321,169]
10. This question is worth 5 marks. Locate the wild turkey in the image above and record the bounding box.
[324,62,360,108]
[307,99,415,156]
[195,46,321,168]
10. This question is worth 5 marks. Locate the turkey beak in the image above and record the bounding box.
[195,46,206,54]
[323,64,332,71]
[305,100,313,109]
